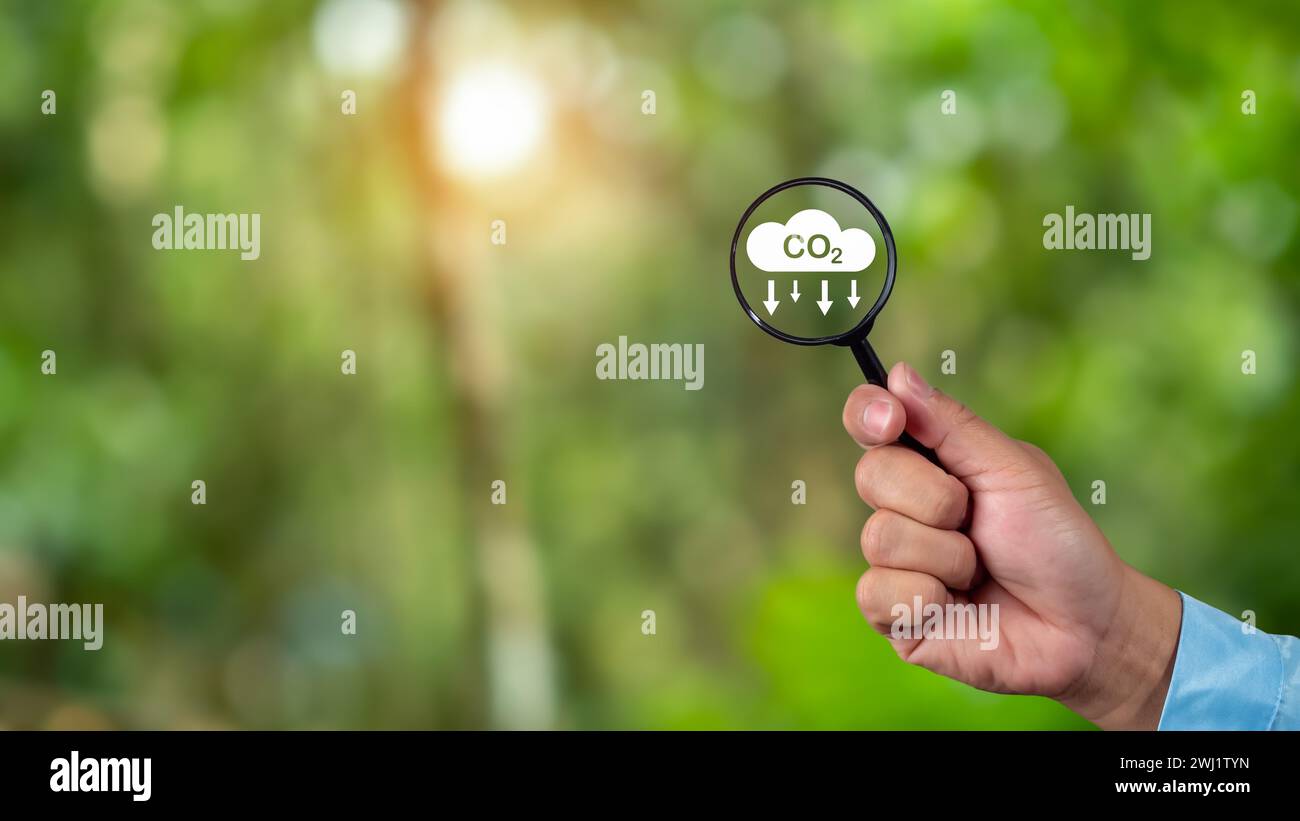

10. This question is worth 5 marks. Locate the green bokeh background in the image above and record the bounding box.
[0,0,1296,729]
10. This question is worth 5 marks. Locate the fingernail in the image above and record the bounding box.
[862,400,894,439]
[904,363,933,397]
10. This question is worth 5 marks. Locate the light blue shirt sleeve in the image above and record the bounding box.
[1158,591,1300,730]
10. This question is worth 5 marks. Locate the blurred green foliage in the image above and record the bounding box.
[0,0,1295,729]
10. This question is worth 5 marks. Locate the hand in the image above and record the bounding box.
[842,361,1183,729]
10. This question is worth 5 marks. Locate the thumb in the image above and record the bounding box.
[887,361,1035,482]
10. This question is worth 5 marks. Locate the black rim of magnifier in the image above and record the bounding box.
[729,176,897,347]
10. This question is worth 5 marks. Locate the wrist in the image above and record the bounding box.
[1058,565,1183,730]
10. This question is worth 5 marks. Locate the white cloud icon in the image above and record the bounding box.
[745,209,876,272]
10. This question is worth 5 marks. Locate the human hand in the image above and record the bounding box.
[842,361,1183,729]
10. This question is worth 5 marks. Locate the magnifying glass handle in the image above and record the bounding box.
[848,339,943,468]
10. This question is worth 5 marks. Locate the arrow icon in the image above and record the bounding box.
[790,279,801,302]
[817,280,832,315]
[763,280,780,315]
[847,279,861,309]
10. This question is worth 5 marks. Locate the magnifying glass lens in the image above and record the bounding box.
[733,183,890,343]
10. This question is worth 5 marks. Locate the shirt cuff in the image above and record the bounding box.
[1158,591,1285,730]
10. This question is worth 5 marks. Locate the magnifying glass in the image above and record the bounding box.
[730,176,940,466]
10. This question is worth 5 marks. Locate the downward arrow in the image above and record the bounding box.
[763,280,780,315]
[790,279,801,302]
[816,280,832,315]
[847,279,861,309]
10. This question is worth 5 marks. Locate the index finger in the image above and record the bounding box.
[842,384,907,448]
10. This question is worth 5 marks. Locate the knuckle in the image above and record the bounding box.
[919,575,949,608]
[948,398,981,431]
[854,448,885,502]
[949,537,977,588]
[1018,439,1047,461]
[939,476,969,526]
[924,475,966,527]
[1019,439,1065,480]
[855,570,888,621]
[861,511,898,565]
[854,571,875,612]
